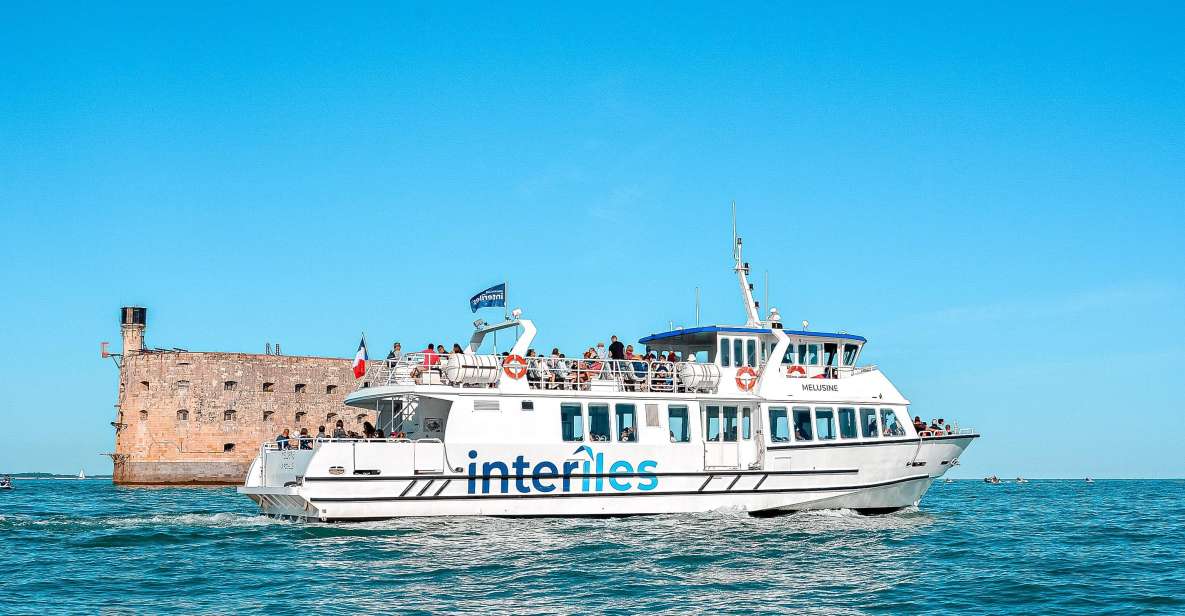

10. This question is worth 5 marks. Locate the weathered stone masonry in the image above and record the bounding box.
[111,307,372,484]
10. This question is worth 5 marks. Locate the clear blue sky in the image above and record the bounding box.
[2,2,1182,477]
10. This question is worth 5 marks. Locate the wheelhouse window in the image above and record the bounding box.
[860,408,879,438]
[793,407,813,441]
[815,407,836,440]
[719,338,731,367]
[881,408,906,437]
[615,404,637,442]
[823,343,838,367]
[589,404,610,441]
[668,405,690,442]
[782,344,797,365]
[745,339,757,367]
[704,405,721,441]
[842,344,859,366]
[733,339,743,368]
[838,407,857,439]
[560,403,584,442]
[769,407,789,442]
[722,406,739,442]
[798,344,820,365]
[742,408,752,440]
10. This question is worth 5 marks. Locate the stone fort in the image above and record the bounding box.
[110,306,374,484]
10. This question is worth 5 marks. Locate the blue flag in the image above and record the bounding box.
[470,283,506,313]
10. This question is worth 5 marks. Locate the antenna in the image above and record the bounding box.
[695,286,701,326]
[764,270,769,318]
[731,200,738,260]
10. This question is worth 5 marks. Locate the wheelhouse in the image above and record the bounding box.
[638,325,867,378]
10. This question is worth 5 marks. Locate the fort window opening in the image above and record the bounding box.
[295,411,307,423]
[223,443,235,452]
[355,413,366,423]
[175,380,190,389]
[326,385,338,394]
[139,410,148,421]
[224,381,237,391]
[223,410,236,421]
[326,412,338,422]
[262,410,274,422]
[177,409,189,421]
[139,380,150,392]
[295,383,307,394]
[262,382,275,392]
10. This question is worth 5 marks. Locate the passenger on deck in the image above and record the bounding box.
[386,342,402,361]
[363,421,376,439]
[375,429,385,439]
[332,420,347,439]
[412,343,440,379]
[609,335,625,360]
[913,416,927,433]
[596,342,608,360]
[276,429,292,450]
[436,344,447,356]
[316,425,327,440]
[298,428,313,449]
[526,349,543,388]
[452,343,464,355]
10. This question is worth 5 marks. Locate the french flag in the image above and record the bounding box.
[352,335,368,379]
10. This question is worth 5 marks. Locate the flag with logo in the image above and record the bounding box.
[470,282,507,313]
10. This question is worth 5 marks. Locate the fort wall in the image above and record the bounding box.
[111,308,375,485]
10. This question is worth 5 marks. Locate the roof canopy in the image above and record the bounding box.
[638,325,867,346]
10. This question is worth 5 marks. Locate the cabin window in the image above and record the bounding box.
[615,404,637,442]
[823,343,838,367]
[742,408,751,440]
[262,382,275,392]
[838,407,857,439]
[719,338,731,367]
[746,339,757,367]
[793,407,813,441]
[881,409,906,437]
[860,408,879,438]
[704,405,721,441]
[769,407,789,442]
[588,404,610,442]
[783,344,797,365]
[842,344,859,366]
[722,406,739,442]
[177,409,189,421]
[560,403,584,442]
[668,405,690,442]
[733,339,743,368]
[815,407,836,440]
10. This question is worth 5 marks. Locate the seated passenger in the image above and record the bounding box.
[363,421,376,439]
[375,429,385,439]
[276,429,293,450]
[298,428,313,449]
[452,343,464,355]
[332,420,347,439]
[526,349,542,388]
[620,427,634,442]
[913,416,927,433]
[316,425,327,440]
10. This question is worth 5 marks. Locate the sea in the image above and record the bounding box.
[2,479,1183,615]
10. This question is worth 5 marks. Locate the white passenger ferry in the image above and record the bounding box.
[240,235,978,520]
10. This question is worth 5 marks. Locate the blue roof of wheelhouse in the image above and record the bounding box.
[638,325,867,345]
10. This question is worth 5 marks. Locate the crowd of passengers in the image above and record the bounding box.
[913,416,955,436]
[383,336,684,391]
[272,420,405,450]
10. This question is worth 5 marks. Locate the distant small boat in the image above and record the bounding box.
[943,478,954,484]
[0,475,12,490]
[983,475,1001,484]
[1015,477,1028,484]
[1085,477,1094,484]
[78,469,86,480]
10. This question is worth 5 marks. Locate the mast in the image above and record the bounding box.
[732,202,762,326]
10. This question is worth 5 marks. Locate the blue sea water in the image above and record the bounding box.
[2,479,1183,615]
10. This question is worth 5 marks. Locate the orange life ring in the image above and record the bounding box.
[787,365,807,377]
[735,366,758,391]
[503,354,527,379]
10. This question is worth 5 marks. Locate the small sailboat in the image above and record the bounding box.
[1015,477,1028,484]
[77,469,86,480]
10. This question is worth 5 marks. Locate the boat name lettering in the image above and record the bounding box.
[801,383,839,392]
[467,446,658,494]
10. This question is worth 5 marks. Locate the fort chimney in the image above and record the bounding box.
[120,306,146,354]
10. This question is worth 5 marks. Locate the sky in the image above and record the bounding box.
[1,2,1182,478]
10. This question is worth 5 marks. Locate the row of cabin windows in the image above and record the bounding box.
[717,338,862,369]
[560,403,639,442]
[172,410,365,423]
[768,406,907,443]
[718,337,759,368]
